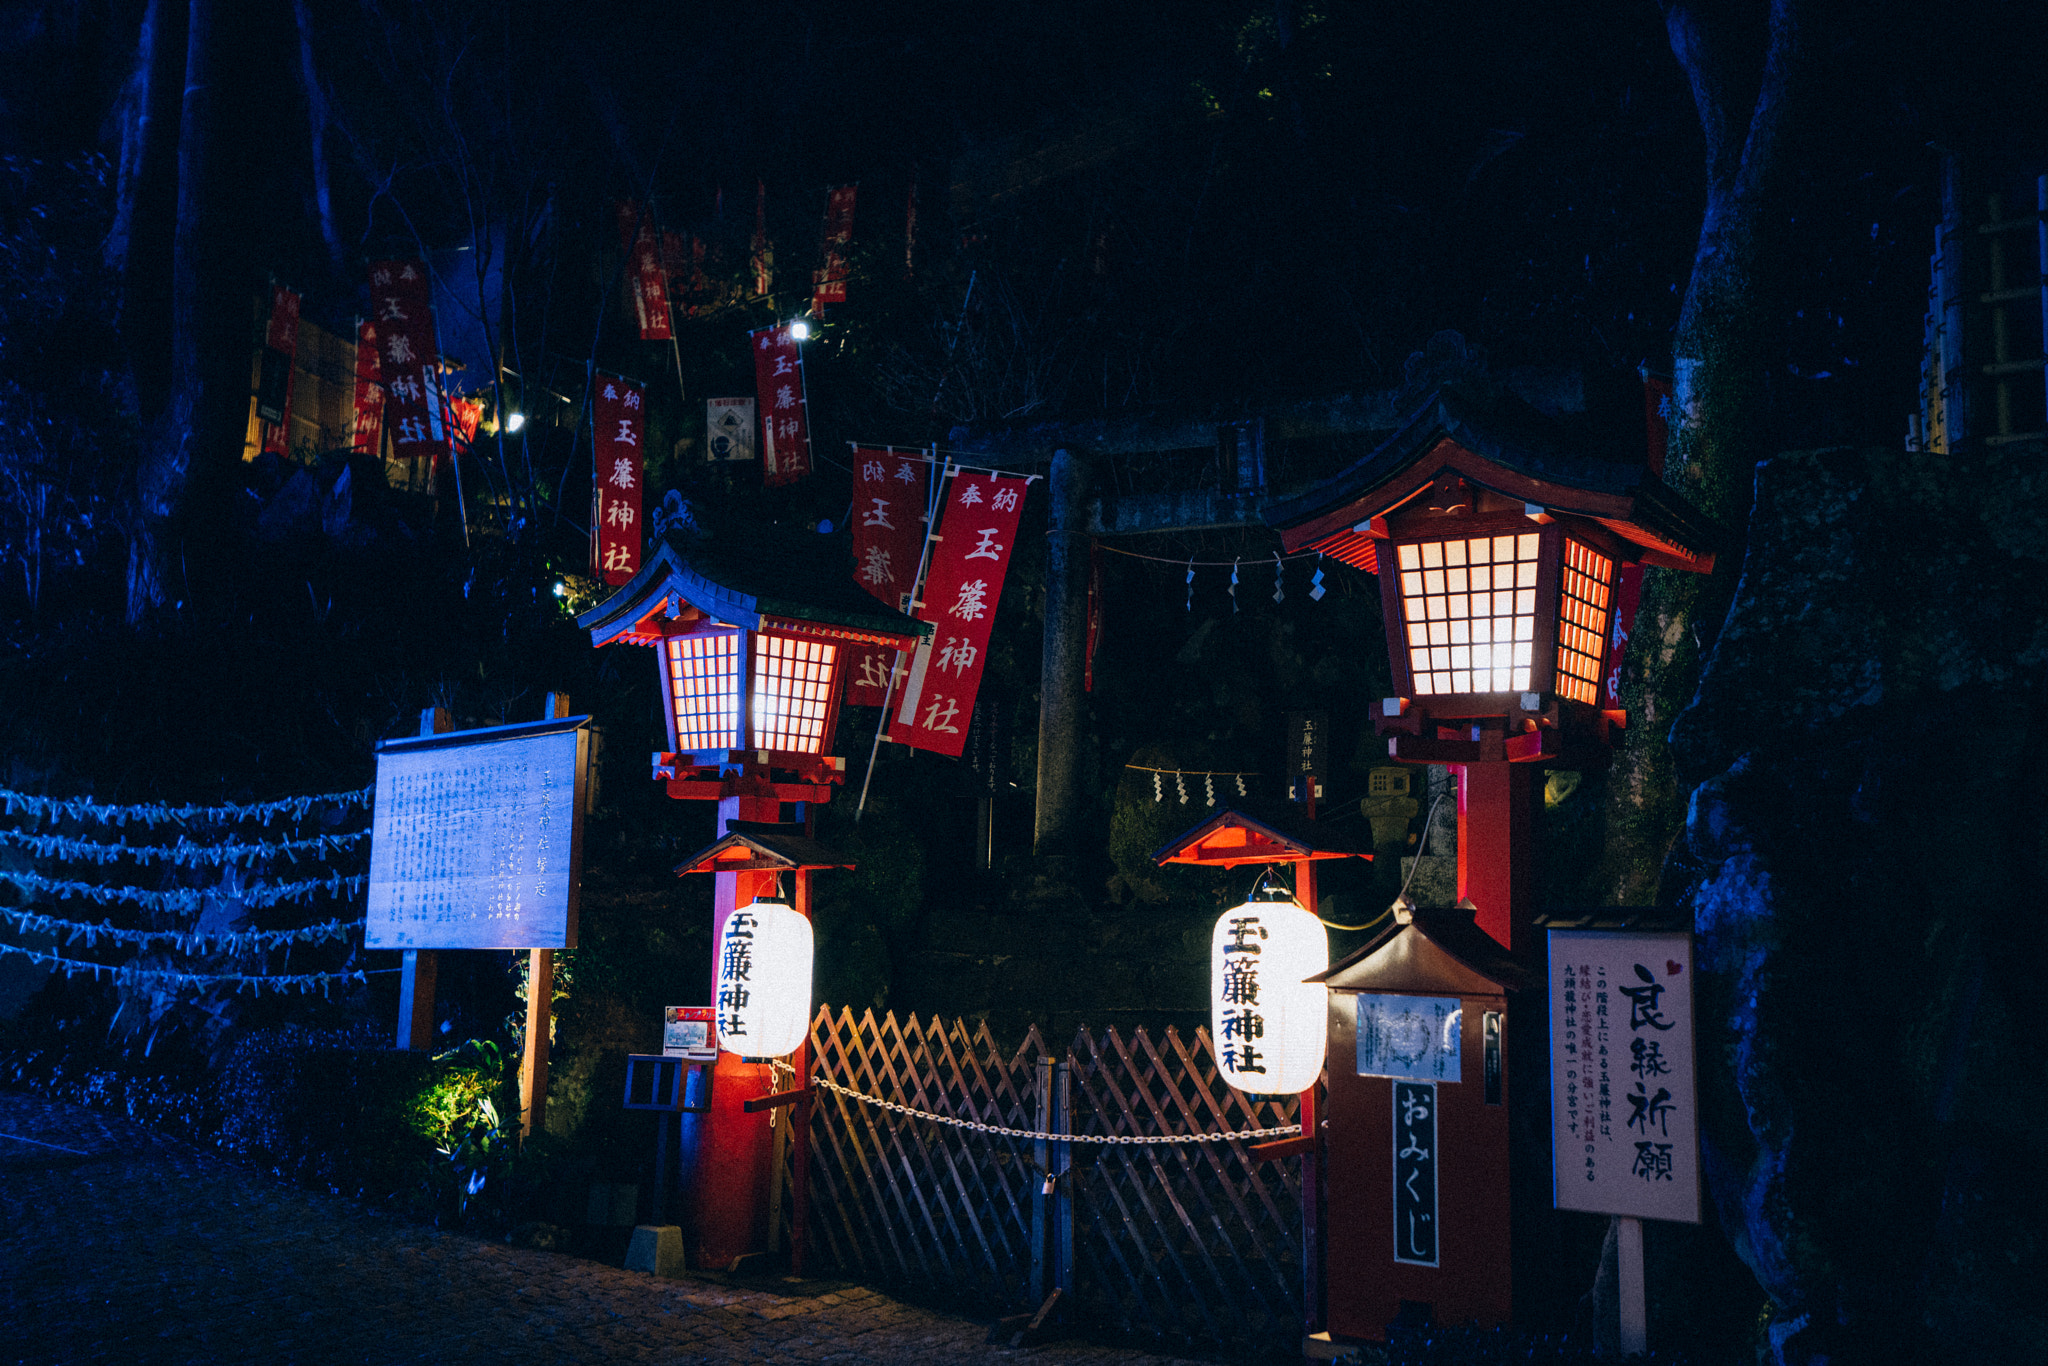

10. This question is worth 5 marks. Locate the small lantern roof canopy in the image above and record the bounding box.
[1262,383,1720,578]
[579,531,932,651]
[676,820,857,877]
[1309,904,1534,995]
[1153,807,1371,869]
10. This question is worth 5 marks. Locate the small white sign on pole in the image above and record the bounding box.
[366,718,589,951]
[1547,929,1700,1224]
[705,396,756,463]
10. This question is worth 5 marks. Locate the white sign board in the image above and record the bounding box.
[1356,993,1462,1083]
[365,719,588,951]
[705,396,756,462]
[1548,929,1700,1223]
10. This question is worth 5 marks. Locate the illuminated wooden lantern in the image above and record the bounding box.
[583,532,921,1274]
[1264,385,1718,955]
[579,534,931,805]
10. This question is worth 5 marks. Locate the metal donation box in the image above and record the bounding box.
[1309,904,1530,1340]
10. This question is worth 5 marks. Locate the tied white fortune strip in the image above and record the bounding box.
[0,827,370,867]
[0,942,365,996]
[0,907,363,953]
[813,1077,1300,1145]
[0,785,373,830]
[0,870,367,913]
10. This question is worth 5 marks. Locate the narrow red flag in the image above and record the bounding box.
[258,286,300,455]
[751,179,773,297]
[617,201,673,341]
[751,324,812,486]
[847,448,932,707]
[887,471,1030,757]
[593,374,646,584]
[811,183,857,313]
[350,319,385,457]
[366,259,448,476]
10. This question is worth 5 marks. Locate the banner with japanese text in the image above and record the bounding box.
[1548,929,1700,1224]
[616,201,672,341]
[887,471,1029,756]
[847,448,932,707]
[751,325,812,485]
[258,286,300,455]
[592,375,645,585]
[367,259,446,472]
[811,183,857,312]
[350,319,385,457]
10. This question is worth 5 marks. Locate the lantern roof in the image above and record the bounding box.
[1262,383,1719,576]
[579,531,933,650]
[1309,904,1533,995]
[1152,807,1370,868]
[675,820,858,876]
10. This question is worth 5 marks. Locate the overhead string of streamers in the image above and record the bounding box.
[0,783,373,996]
[1091,545,1328,610]
[1126,764,1256,806]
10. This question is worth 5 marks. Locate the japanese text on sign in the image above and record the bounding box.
[1547,929,1699,1223]
[1393,1080,1439,1266]
[1357,994,1463,1083]
[366,723,587,951]
[592,375,645,585]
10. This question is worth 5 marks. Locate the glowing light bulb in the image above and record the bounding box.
[505,412,525,432]
[788,319,811,341]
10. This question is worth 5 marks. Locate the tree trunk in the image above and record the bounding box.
[105,0,164,304]
[1597,0,1804,904]
[292,0,345,278]
[127,0,212,624]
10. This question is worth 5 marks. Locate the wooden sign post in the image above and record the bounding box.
[367,695,590,1140]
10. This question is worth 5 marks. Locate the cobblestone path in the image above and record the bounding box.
[0,1092,1215,1366]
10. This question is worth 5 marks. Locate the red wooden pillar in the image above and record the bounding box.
[1450,762,1540,956]
[688,793,787,1270]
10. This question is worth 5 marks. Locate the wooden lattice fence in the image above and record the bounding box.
[790,1006,1312,1356]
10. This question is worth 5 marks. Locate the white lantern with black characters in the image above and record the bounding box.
[1211,875,1328,1095]
[714,886,813,1059]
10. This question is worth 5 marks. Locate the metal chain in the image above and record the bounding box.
[812,1076,1302,1146]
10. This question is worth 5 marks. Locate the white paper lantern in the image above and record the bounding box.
[713,895,813,1058]
[1211,896,1328,1095]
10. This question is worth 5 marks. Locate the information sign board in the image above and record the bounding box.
[366,717,588,950]
[1547,929,1700,1223]
[663,1006,716,1061]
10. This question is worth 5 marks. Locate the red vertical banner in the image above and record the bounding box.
[367,259,447,473]
[617,201,673,341]
[259,286,300,455]
[887,471,1030,757]
[847,448,932,707]
[904,179,918,278]
[811,183,857,313]
[349,319,385,457]
[751,325,812,486]
[592,375,645,585]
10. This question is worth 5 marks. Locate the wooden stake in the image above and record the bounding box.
[519,690,572,1139]
[1617,1215,1647,1356]
[394,706,450,1050]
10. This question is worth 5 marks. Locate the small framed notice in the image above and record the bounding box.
[365,716,589,951]
[663,1006,716,1061]
[1547,929,1700,1224]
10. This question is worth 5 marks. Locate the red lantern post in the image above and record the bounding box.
[580,535,929,1270]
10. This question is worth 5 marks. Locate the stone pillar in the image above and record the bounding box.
[1034,448,1090,855]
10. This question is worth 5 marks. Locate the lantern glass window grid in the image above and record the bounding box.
[1395,533,1541,696]
[1554,540,1615,705]
[660,628,841,758]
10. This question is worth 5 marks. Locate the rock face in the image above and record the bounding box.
[1666,444,2048,1365]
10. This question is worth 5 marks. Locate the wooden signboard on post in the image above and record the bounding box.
[368,703,589,1137]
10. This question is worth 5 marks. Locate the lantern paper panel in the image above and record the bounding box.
[1212,899,1328,1095]
[666,632,742,752]
[715,898,813,1058]
[1554,539,1615,705]
[1395,534,1542,696]
[751,634,838,755]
